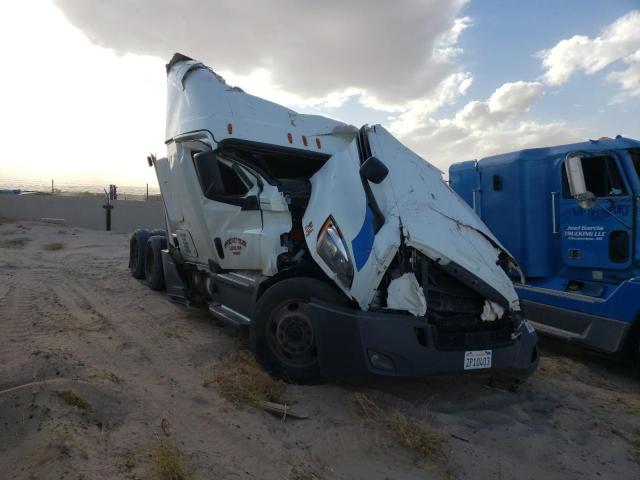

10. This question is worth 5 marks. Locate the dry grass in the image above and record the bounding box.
[43,242,65,251]
[33,432,74,469]
[351,392,443,460]
[54,389,93,412]
[0,237,30,249]
[90,370,124,384]
[204,350,286,407]
[34,441,71,467]
[154,438,191,480]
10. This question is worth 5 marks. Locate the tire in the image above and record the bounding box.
[144,236,167,290]
[129,229,151,279]
[250,277,346,384]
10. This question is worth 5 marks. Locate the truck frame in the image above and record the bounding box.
[129,53,538,383]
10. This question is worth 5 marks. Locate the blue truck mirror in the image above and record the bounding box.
[565,155,596,209]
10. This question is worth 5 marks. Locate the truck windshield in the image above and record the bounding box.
[629,149,640,181]
[562,154,626,198]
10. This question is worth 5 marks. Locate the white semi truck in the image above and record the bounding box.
[129,53,538,383]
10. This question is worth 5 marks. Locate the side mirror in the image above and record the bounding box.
[360,156,389,184]
[193,151,225,198]
[565,155,596,209]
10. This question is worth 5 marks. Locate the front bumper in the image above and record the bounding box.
[310,301,539,378]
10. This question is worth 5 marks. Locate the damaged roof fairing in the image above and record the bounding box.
[165,53,354,155]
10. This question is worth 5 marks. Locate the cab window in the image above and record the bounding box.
[217,160,249,196]
[562,155,626,198]
[190,147,252,198]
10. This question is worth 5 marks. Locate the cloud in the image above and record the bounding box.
[54,0,469,106]
[538,10,640,86]
[0,1,166,186]
[452,80,543,129]
[487,81,544,115]
[393,80,542,135]
[435,16,472,60]
[403,118,581,173]
[393,81,579,172]
[607,50,640,100]
[389,71,473,135]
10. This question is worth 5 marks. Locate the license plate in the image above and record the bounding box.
[464,350,492,370]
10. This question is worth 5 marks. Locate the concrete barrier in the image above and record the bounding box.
[0,194,164,232]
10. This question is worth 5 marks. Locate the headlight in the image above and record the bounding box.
[317,216,354,288]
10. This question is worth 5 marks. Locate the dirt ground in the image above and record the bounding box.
[1,221,640,480]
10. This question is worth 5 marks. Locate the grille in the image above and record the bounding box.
[434,324,513,350]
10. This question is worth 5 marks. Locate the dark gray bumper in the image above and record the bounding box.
[310,301,539,378]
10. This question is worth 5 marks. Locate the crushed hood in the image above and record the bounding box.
[303,126,520,313]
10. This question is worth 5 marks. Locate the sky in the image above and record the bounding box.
[0,0,638,189]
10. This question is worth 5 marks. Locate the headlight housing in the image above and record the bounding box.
[316,216,354,288]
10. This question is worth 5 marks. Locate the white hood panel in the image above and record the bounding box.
[304,126,520,313]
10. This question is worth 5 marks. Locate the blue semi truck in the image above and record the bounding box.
[449,136,640,357]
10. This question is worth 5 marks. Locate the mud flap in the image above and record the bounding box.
[161,250,189,305]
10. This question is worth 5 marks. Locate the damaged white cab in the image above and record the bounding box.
[130,53,538,383]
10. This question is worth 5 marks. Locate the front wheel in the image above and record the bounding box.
[250,277,346,384]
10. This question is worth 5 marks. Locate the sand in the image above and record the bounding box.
[1,220,639,479]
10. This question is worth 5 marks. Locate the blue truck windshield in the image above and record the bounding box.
[629,150,640,181]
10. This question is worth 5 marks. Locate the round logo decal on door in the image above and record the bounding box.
[224,237,247,255]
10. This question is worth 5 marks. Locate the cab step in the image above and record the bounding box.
[208,302,251,329]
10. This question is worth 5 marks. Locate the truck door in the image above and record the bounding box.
[189,146,291,274]
[559,152,633,270]
[176,138,262,271]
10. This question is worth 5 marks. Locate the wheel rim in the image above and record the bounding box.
[266,299,316,368]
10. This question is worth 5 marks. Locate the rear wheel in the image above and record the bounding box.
[129,229,151,279]
[144,236,167,290]
[250,277,346,384]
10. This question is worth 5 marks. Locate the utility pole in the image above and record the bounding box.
[103,185,117,231]
[51,179,54,194]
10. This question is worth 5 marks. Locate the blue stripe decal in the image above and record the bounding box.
[351,206,375,271]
